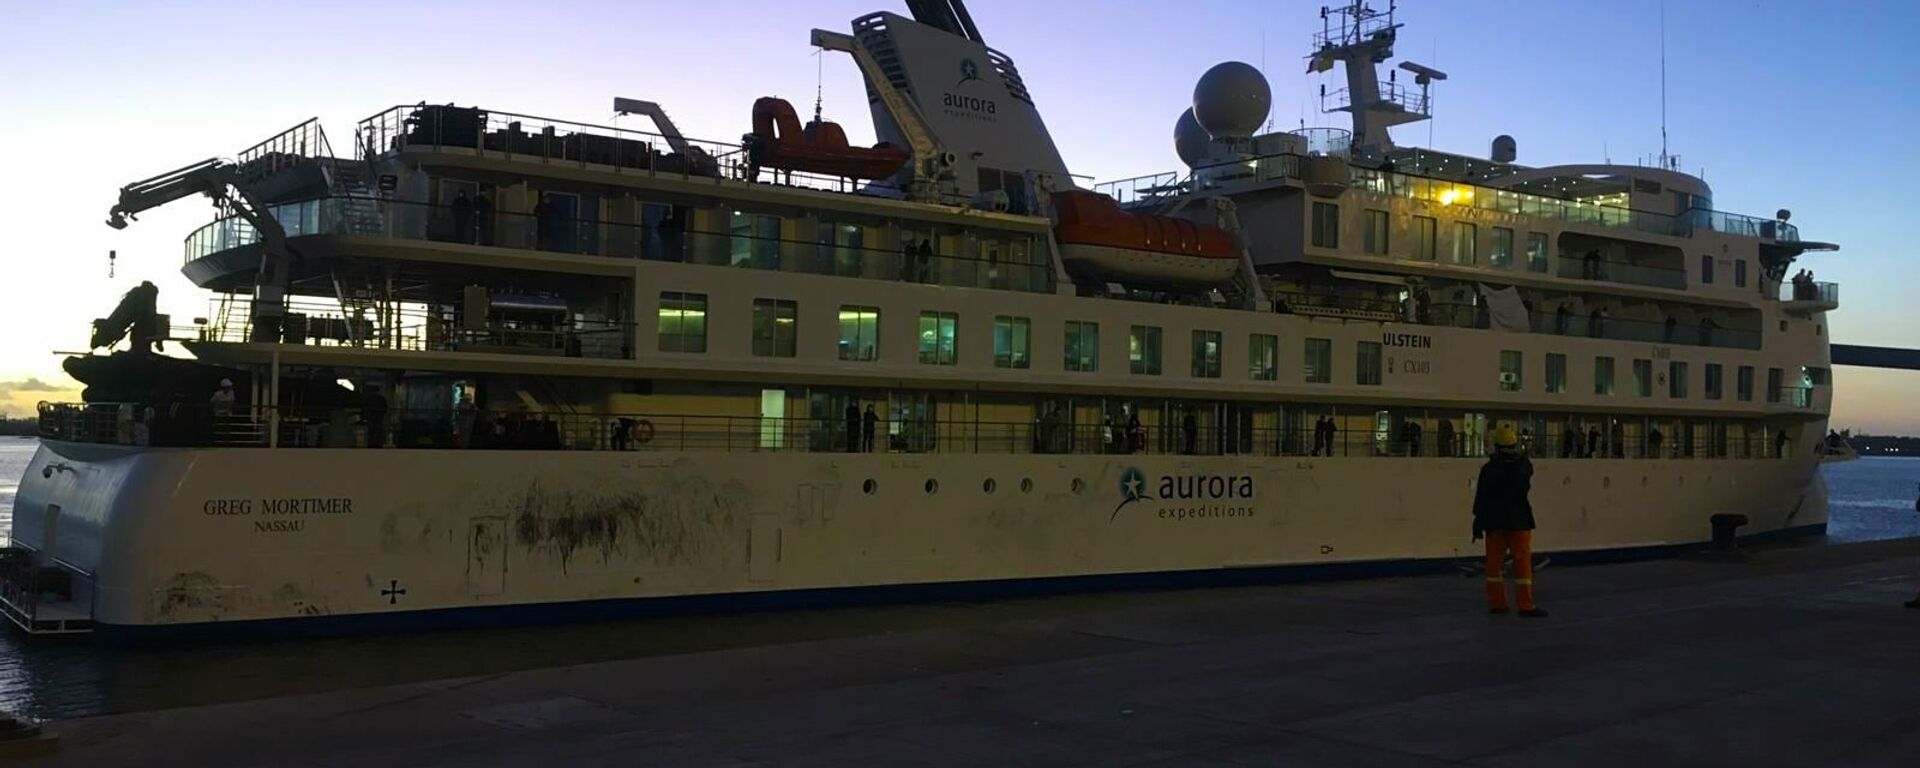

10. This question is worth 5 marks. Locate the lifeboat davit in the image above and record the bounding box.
[1052,190,1241,287]
[749,97,911,180]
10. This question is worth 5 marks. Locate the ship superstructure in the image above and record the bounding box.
[2,1,1837,639]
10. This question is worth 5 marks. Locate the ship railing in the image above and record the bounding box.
[1090,152,1303,209]
[1349,166,1683,239]
[1771,386,1817,410]
[1553,253,1689,290]
[175,294,637,359]
[1090,171,1182,207]
[236,117,333,184]
[34,402,1800,460]
[1415,303,1762,350]
[1778,279,1838,305]
[356,104,914,199]
[1322,81,1429,116]
[182,195,1058,294]
[1685,208,1800,242]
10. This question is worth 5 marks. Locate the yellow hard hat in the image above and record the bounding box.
[1491,425,1519,447]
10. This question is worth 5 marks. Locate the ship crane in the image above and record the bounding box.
[107,157,294,342]
[808,27,953,201]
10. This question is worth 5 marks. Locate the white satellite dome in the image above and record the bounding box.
[1192,61,1271,139]
[1174,108,1209,167]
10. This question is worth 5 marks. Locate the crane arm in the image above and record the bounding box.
[810,28,945,186]
[107,158,239,229]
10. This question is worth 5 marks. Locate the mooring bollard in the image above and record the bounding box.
[1709,513,1750,553]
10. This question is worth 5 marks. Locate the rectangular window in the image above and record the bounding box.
[1633,358,1653,397]
[1701,255,1714,285]
[1705,363,1724,400]
[1737,365,1755,402]
[657,291,707,353]
[1064,321,1099,372]
[1363,209,1388,255]
[1767,367,1784,403]
[751,298,797,357]
[1305,337,1332,383]
[1191,330,1223,378]
[1670,361,1689,398]
[1735,260,1748,288]
[1490,227,1514,268]
[1499,350,1522,392]
[1129,325,1163,375]
[1356,341,1383,386]
[992,315,1031,369]
[1545,353,1567,393]
[1249,333,1278,381]
[1413,216,1437,260]
[1311,202,1339,248]
[837,305,879,361]
[918,311,958,365]
[1453,222,1477,265]
[1526,232,1548,272]
[1594,356,1615,396]
[729,211,780,269]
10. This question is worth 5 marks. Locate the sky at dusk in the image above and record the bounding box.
[0,1,1914,430]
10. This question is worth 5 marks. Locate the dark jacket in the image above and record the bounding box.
[1472,450,1535,535]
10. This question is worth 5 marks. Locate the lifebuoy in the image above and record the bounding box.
[634,419,655,444]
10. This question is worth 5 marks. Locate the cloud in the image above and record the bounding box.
[0,377,82,418]
[0,378,60,393]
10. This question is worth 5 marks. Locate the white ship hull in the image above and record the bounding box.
[9,439,1827,641]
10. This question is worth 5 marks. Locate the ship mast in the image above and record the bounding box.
[1309,0,1442,156]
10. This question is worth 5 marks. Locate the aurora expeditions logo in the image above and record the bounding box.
[1110,467,1257,522]
[942,57,998,120]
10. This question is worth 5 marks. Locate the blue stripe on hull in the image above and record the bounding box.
[95,522,1828,645]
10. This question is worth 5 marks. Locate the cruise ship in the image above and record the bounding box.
[2,1,1840,640]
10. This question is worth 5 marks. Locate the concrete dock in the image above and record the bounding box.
[26,537,1920,767]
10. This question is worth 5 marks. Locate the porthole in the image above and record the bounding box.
[862,479,877,495]
[925,479,939,494]
[1020,478,1034,493]
[1602,476,1612,489]
[1562,476,1571,486]
[983,478,997,494]
[1071,478,1087,495]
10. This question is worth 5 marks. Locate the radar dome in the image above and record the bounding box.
[1174,108,1209,167]
[1491,135,1517,163]
[1192,61,1271,139]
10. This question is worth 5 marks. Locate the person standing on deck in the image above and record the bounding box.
[862,404,878,453]
[844,401,861,453]
[1473,425,1547,618]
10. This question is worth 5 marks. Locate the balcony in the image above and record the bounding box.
[1779,279,1839,312]
[179,294,635,360]
[1554,254,1688,291]
[1767,386,1828,414]
[1417,303,1761,350]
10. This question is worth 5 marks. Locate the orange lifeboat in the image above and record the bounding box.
[749,97,911,180]
[1052,190,1241,287]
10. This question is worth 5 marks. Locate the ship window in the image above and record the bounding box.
[1633,359,1654,397]
[1305,338,1332,383]
[1064,321,1099,372]
[1545,353,1567,393]
[1701,255,1714,285]
[1737,365,1755,402]
[1705,363,1724,400]
[993,315,1031,369]
[1499,350,1522,392]
[1734,259,1748,288]
[729,212,781,270]
[1767,367,1783,402]
[819,222,868,277]
[1670,361,1689,398]
[750,299,798,357]
[1249,333,1278,381]
[1356,342,1383,386]
[1311,203,1339,249]
[918,311,958,365]
[1413,217,1437,260]
[1453,222,1478,265]
[1363,210,1388,255]
[838,305,880,361]
[1190,330,1222,378]
[1129,325,1163,375]
[657,292,707,353]
[1490,227,1514,269]
[1526,232,1548,272]
[1595,356,1615,396]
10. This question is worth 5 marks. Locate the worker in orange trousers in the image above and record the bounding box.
[1473,425,1548,618]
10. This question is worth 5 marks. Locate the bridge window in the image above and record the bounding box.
[1191,330,1222,378]
[1364,210,1388,255]
[1633,358,1653,397]
[751,298,797,357]
[1736,365,1754,402]
[1305,338,1332,383]
[1249,333,1278,381]
[838,305,880,362]
[1595,356,1615,396]
[1356,342,1383,386]
[1064,321,1099,372]
[1670,361,1689,399]
[919,311,959,365]
[1546,353,1567,394]
[1705,363,1723,400]
[1453,222,1478,265]
[657,292,708,353]
[1312,203,1340,248]
[1413,217,1437,260]
[993,316,1031,369]
[1499,350,1522,392]
[1129,325,1163,375]
[1526,232,1549,272]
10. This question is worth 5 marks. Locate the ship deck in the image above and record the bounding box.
[30,536,1920,767]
